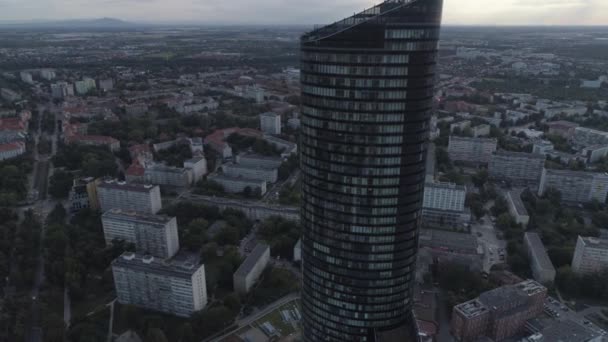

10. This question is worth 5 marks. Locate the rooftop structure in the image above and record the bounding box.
[234,243,270,294]
[572,236,608,275]
[97,180,162,214]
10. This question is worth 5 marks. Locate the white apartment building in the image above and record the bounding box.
[184,157,207,183]
[40,69,56,80]
[489,151,546,187]
[102,209,179,259]
[448,136,497,165]
[538,169,608,204]
[51,82,75,99]
[20,72,33,84]
[572,236,608,275]
[233,243,270,294]
[236,153,283,169]
[222,163,278,183]
[208,174,267,196]
[422,182,470,229]
[260,112,281,135]
[97,180,162,214]
[98,79,114,92]
[524,232,556,284]
[573,127,608,148]
[75,77,96,95]
[112,252,207,317]
[144,163,193,188]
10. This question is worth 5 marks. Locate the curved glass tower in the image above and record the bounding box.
[299,1,444,341]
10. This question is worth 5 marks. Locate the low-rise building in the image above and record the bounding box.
[547,120,579,139]
[97,180,162,214]
[506,190,530,226]
[102,209,179,259]
[51,82,74,99]
[472,124,491,138]
[112,252,207,317]
[418,229,481,271]
[208,174,267,196]
[581,145,608,164]
[422,182,470,229]
[233,243,270,294]
[451,280,547,342]
[448,136,497,165]
[572,236,608,275]
[532,140,554,155]
[40,69,56,80]
[524,232,556,284]
[222,162,278,183]
[293,239,301,262]
[236,152,283,169]
[262,134,297,157]
[489,151,545,188]
[98,79,114,92]
[538,169,608,204]
[0,142,25,161]
[67,135,120,152]
[144,163,193,188]
[1,88,21,102]
[184,157,207,183]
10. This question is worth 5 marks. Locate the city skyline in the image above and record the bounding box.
[0,0,606,26]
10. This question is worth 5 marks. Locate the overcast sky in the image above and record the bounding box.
[0,0,606,25]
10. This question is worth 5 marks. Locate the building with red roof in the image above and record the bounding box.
[0,142,26,161]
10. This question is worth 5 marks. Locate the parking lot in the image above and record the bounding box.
[544,296,607,337]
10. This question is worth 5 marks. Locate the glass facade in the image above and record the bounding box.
[300,0,443,341]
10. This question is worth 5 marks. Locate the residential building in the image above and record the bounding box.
[262,134,297,157]
[236,153,283,169]
[532,140,554,155]
[51,82,74,99]
[582,145,608,164]
[450,120,471,133]
[506,190,530,226]
[184,157,207,183]
[97,180,162,214]
[68,177,101,213]
[524,232,556,284]
[128,144,153,163]
[1,88,21,102]
[112,252,207,317]
[293,239,302,262]
[207,174,267,196]
[418,229,482,271]
[422,182,470,229]
[299,0,444,340]
[573,127,608,148]
[125,161,145,184]
[472,124,491,138]
[538,169,608,204]
[260,112,281,135]
[287,118,301,130]
[144,163,193,188]
[102,209,179,259]
[451,280,547,342]
[235,85,265,103]
[448,136,497,165]
[40,69,56,80]
[66,135,120,152]
[20,72,33,84]
[489,151,545,187]
[191,195,299,222]
[571,236,608,275]
[222,163,278,183]
[233,243,270,294]
[0,142,25,161]
[98,79,114,92]
[547,121,579,139]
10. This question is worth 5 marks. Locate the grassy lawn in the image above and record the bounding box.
[71,273,116,319]
[253,300,300,337]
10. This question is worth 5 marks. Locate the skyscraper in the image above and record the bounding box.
[299,0,444,341]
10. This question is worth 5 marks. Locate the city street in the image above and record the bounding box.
[470,214,507,273]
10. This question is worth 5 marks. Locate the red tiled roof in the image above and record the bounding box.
[416,320,438,336]
[129,144,150,154]
[0,142,24,152]
[0,118,26,131]
[126,161,145,176]
[70,135,119,144]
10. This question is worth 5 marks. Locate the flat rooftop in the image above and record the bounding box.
[494,150,546,160]
[208,173,265,185]
[419,229,477,252]
[449,136,497,143]
[234,243,269,277]
[580,236,608,250]
[454,299,488,318]
[102,208,174,226]
[112,251,201,278]
[507,190,529,217]
[524,232,555,272]
[545,168,608,180]
[425,181,466,192]
[98,179,158,193]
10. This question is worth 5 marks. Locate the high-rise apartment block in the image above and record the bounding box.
[451,280,547,342]
[222,162,278,183]
[489,151,545,187]
[51,82,75,99]
[102,209,179,259]
[524,232,556,284]
[112,252,207,317]
[260,112,281,135]
[538,169,608,204]
[40,69,56,80]
[422,182,470,229]
[299,0,444,340]
[233,243,270,294]
[97,180,162,214]
[20,72,33,84]
[236,152,283,169]
[571,236,608,275]
[448,136,497,165]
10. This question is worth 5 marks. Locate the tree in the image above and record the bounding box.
[472,169,489,188]
[215,225,240,246]
[177,323,195,342]
[146,328,169,342]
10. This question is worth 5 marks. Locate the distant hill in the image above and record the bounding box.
[0,17,139,29]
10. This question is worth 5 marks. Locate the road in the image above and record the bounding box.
[208,293,300,342]
[546,296,607,337]
[470,213,506,273]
